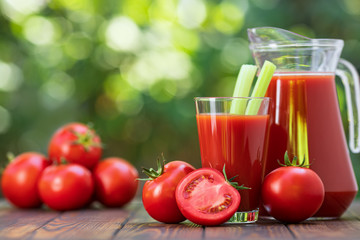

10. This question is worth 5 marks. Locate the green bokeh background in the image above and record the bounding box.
[0,0,359,194]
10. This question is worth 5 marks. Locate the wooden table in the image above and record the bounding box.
[0,199,359,240]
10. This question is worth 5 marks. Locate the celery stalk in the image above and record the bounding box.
[229,65,258,115]
[245,60,276,115]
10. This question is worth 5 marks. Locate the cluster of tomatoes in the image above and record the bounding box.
[141,153,325,225]
[1,123,325,225]
[1,122,139,211]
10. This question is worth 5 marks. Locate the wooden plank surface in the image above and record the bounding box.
[30,208,131,240]
[203,219,294,240]
[288,219,360,240]
[288,202,360,240]
[115,201,204,240]
[0,203,60,239]
[0,199,359,240]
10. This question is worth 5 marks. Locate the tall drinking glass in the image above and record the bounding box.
[195,97,270,223]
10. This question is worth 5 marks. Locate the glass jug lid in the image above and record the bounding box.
[248,27,311,44]
[247,27,344,72]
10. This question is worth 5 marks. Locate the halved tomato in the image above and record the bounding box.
[142,159,195,223]
[175,168,240,226]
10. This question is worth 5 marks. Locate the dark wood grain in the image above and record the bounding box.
[203,219,294,240]
[0,199,359,240]
[288,219,360,239]
[288,202,360,240]
[29,205,135,240]
[0,204,60,239]
[115,202,204,240]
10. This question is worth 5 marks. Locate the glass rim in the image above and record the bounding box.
[249,39,344,50]
[194,96,270,101]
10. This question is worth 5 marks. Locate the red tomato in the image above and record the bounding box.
[38,164,94,211]
[1,152,50,208]
[93,157,139,207]
[48,122,102,170]
[262,166,325,223]
[175,168,241,226]
[142,160,195,223]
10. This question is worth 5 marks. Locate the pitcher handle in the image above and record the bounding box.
[335,59,360,153]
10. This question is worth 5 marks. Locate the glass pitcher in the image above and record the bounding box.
[248,27,360,218]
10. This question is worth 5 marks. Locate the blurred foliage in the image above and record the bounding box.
[0,0,359,187]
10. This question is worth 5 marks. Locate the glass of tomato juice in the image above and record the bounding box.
[195,97,270,223]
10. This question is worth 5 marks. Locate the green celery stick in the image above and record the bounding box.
[229,65,258,115]
[245,60,276,115]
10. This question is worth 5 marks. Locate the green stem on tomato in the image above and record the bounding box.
[139,154,166,181]
[222,165,250,190]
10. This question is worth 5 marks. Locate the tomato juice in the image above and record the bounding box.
[196,114,270,212]
[265,73,358,218]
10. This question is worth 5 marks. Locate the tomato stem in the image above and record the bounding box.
[6,152,15,163]
[222,165,251,190]
[71,128,102,152]
[278,151,310,168]
[139,153,166,181]
[59,157,68,165]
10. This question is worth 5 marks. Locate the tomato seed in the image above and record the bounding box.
[197,194,233,214]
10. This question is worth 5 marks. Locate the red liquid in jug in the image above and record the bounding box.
[265,73,358,218]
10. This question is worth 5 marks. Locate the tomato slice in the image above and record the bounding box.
[175,168,240,226]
